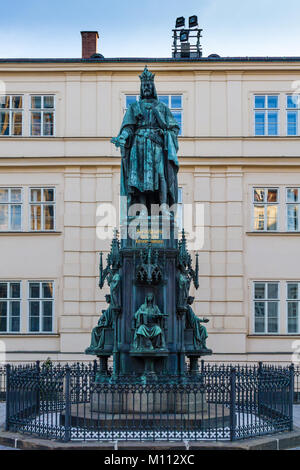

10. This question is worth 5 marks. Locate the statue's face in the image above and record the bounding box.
[141,80,154,98]
[146,293,154,304]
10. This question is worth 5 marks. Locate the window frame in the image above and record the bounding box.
[286,187,300,232]
[124,94,183,136]
[286,282,300,334]
[252,187,279,232]
[27,280,54,333]
[0,281,22,333]
[29,187,56,232]
[0,187,23,232]
[286,94,300,136]
[253,94,280,136]
[29,95,55,137]
[253,281,280,334]
[0,95,24,137]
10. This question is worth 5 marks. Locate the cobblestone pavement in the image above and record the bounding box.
[290,406,300,449]
[0,403,5,429]
[0,402,300,449]
[0,403,18,450]
[0,445,18,450]
[293,405,300,428]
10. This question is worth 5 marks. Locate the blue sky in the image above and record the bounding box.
[1,0,300,58]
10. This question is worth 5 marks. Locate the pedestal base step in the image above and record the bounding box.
[61,403,230,430]
[90,390,207,414]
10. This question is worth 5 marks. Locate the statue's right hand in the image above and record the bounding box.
[111,135,126,148]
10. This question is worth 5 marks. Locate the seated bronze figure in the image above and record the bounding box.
[132,293,167,351]
[85,294,113,354]
[186,296,210,351]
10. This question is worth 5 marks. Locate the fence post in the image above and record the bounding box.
[257,361,263,416]
[5,364,10,431]
[93,359,98,381]
[230,367,236,441]
[36,360,40,413]
[289,363,295,431]
[64,366,71,442]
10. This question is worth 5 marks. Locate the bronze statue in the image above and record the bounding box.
[85,295,113,354]
[109,270,121,308]
[132,293,167,350]
[99,233,121,308]
[112,66,180,211]
[186,296,210,351]
[177,262,191,308]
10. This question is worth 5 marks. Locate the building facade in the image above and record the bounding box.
[1,33,300,364]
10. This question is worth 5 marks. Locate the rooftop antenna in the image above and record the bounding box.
[172,15,202,58]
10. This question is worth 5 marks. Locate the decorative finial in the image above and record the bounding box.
[139,65,155,83]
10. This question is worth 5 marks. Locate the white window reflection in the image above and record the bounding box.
[286,188,300,231]
[253,188,278,231]
[30,95,55,136]
[30,187,55,231]
[254,281,279,334]
[0,188,22,231]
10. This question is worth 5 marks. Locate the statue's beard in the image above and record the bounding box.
[141,91,154,99]
[140,83,157,100]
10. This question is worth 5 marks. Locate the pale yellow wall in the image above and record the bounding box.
[0,61,300,364]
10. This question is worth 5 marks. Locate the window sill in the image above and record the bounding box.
[0,136,56,139]
[0,231,62,236]
[246,231,300,236]
[0,333,59,337]
[248,334,300,338]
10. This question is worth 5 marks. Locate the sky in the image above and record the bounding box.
[1,0,300,58]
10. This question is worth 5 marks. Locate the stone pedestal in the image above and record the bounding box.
[61,399,229,431]
[90,388,207,414]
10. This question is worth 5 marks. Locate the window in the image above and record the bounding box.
[125,94,183,135]
[176,187,183,230]
[0,95,23,136]
[30,95,55,136]
[28,281,54,333]
[30,188,55,231]
[254,282,279,334]
[0,188,22,231]
[286,94,300,136]
[0,282,21,333]
[254,95,279,136]
[287,283,300,334]
[286,188,300,231]
[253,188,278,231]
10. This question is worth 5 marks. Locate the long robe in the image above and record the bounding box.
[133,300,166,349]
[118,99,179,206]
[86,306,113,352]
[186,305,208,350]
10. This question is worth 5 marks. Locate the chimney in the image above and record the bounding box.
[81,31,99,59]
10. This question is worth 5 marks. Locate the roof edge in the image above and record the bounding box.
[1,56,300,63]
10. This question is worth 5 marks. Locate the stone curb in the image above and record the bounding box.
[1,427,300,450]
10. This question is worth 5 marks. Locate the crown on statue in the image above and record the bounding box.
[139,66,155,83]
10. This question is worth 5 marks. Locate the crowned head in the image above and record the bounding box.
[139,66,157,99]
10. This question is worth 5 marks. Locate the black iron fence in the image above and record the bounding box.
[2,362,300,400]
[3,362,294,442]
